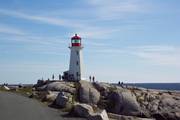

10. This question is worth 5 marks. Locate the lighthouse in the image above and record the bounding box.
[64,34,84,81]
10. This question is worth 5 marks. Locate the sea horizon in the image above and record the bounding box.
[126,83,180,91]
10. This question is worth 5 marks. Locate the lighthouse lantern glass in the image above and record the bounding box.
[72,39,81,43]
[71,38,81,47]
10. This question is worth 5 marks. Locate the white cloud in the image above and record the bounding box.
[129,45,176,52]
[0,9,121,40]
[0,34,68,55]
[0,33,65,46]
[0,24,25,35]
[89,45,180,67]
[130,45,180,67]
[76,27,119,40]
[87,0,145,20]
[0,9,84,29]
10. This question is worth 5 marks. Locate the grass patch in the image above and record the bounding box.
[0,86,33,97]
[0,87,8,91]
[16,87,33,96]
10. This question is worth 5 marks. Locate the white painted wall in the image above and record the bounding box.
[68,46,83,81]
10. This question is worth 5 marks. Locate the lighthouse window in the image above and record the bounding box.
[75,40,80,43]
[76,61,79,65]
[76,51,79,55]
[72,40,80,43]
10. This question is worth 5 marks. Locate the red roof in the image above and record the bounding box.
[71,34,81,40]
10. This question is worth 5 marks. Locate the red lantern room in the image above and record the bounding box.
[71,34,81,47]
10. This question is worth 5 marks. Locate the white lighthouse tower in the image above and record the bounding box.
[67,34,83,81]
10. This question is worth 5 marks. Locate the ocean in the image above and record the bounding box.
[127,83,180,91]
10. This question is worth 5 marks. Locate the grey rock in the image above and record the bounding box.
[138,91,180,120]
[36,80,46,87]
[89,110,109,120]
[108,113,155,120]
[148,100,159,112]
[2,86,10,90]
[152,109,180,120]
[108,90,141,116]
[36,85,47,91]
[160,97,178,107]
[37,82,76,94]
[79,81,100,104]
[93,82,112,98]
[72,103,94,117]
[44,91,59,102]
[35,80,51,88]
[175,112,180,119]
[72,103,109,120]
[93,82,111,92]
[55,92,72,108]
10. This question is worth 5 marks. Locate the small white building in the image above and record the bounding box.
[63,34,84,81]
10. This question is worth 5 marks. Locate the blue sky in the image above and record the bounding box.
[0,0,180,84]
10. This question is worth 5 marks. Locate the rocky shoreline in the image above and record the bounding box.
[35,80,180,120]
[1,80,180,120]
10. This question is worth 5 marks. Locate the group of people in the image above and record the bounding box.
[118,81,124,87]
[45,74,62,81]
[40,74,96,82]
[89,76,95,82]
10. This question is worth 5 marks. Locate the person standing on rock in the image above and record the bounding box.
[118,81,121,85]
[52,74,55,80]
[92,76,95,82]
[121,82,124,88]
[59,74,61,80]
[89,76,92,82]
